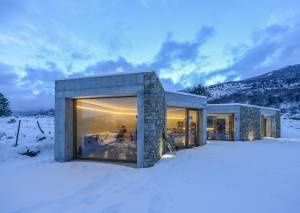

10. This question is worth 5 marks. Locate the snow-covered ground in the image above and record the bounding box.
[0,116,300,213]
[281,117,300,138]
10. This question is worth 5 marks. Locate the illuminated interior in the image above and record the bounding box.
[166,107,199,149]
[207,114,234,141]
[75,96,137,162]
[167,107,186,148]
[188,110,198,146]
[262,116,272,137]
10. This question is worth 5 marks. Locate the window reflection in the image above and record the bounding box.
[167,107,199,149]
[188,110,198,147]
[207,114,234,141]
[75,97,137,162]
[166,107,186,148]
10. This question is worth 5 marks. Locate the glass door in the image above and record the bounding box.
[263,118,267,137]
[187,109,198,147]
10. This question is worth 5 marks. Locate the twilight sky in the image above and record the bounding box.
[0,0,300,111]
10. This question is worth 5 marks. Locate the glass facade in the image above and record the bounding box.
[188,110,198,147]
[166,107,199,149]
[262,116,271,137]
[207,114,234,141]
[75,97,137,162]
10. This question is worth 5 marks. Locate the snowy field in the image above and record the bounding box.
[0,116,300,213]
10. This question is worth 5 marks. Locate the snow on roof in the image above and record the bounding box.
[165,90,207,99]
[208,103,280,111]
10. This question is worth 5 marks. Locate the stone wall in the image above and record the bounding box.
[143,72,165,167]
[260,115,264,138]
[274,111,281,138]
[239,106,261,141]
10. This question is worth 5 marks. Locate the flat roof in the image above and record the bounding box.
[56,70,154,82]
[208,103,280,111]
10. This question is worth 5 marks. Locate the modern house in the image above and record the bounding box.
[206,104,281,141]
[55,71,207,168]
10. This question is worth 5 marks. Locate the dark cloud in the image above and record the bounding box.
[226,23,300,79]
[0,63,19,85]
[0,62,55,111]
[77,57,149,77]
[23,61,65,82]
[70,52,91,60]
[181,23,300,86]
[151,26,215,70]
[19,62,65,105]
[160,78,184,91]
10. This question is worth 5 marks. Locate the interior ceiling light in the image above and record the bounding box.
[77,106,137,116]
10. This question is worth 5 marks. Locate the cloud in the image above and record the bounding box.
[0,62,54,111]
[160,78,184,91]
[71,57,149,78]
[0,63,19,85]
[182,22,300,86]
[151,26,215,70]
[2,21,300,111]
[224,23,300,79]
[23,62,65,82]
[19,62,64,100]
[70,52,91,60]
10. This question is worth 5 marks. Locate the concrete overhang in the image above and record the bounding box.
[165,91,207,109]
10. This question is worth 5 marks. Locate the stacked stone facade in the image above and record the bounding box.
[239,106,261,140]
[274,111,281,138]
[143,73,165,167]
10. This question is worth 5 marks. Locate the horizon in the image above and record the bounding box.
[1,0,300,111]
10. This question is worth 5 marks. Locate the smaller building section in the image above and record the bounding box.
[207,104,281,141]
[260,107,281,138]
[165,91,207,149]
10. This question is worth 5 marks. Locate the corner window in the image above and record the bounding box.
[75,97,137,162]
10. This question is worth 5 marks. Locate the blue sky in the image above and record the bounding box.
[0,0,300,111]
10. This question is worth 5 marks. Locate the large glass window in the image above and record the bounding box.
[188,110,198,147]
[166,107,199,149]
[207,114,234,141]
[166,107,186,148]
[75,97,137,162]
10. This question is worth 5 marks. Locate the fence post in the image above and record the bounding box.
[14,120,21,147]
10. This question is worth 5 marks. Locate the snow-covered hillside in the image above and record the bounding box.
[205,64,300,116]
[0,116,300,213]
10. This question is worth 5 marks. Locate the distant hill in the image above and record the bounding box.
[205,64,300,117]
[14,109,54,117]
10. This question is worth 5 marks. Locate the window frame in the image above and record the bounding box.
[166,106,200,149]
[73,95,138,163]
[206,113,235,141]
